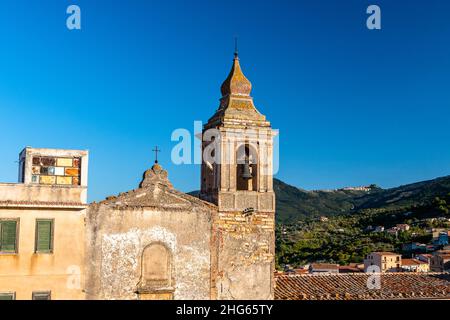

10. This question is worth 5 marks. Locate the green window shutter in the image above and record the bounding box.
[1,221,17,253]
[32,291,51,300]
[36,220,53,252]
[0,293,15,300]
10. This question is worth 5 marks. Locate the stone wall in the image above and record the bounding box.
[85,206,213,300]
[0,183,87,205]
[211,210,275,300]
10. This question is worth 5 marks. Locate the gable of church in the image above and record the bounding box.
[85,162,217,300]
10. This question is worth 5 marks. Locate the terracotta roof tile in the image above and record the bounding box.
[275,273,450,300]
[402,259,427,266]
[310,263,339,270]
[373,252,401,256]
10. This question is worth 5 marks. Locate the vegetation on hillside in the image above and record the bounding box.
[274,175,450,223]
[189,175,450,269]
[276,192,450,269]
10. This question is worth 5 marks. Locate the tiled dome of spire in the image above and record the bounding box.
[220,53,252,97]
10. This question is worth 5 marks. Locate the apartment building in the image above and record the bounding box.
[401,259,430,272]
[364,252,401,272]
[430,250,450,272]
[0,147,88,300]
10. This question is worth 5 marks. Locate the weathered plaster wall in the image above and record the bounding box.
[85,204,213,300]
[0,183,87,204]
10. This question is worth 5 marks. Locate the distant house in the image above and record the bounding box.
[309,263,339,274]
[401,259,430,272]
[402,242,427,253]
[338,264,363,273]
[341,186,372,192]
[283,264,295,273]
[373,226,385,233]
[396,224,410,231]
[350,263,365,271]
[386,227,399,236]
[430,250,450,272]
[364,252,402,273]
[433,231,449,246]
[415,253,433,265]
[432,228,447,238]
[319,216,328,222]
[293,268,309,275]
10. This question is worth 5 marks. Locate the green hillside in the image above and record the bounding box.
[189,175,450,224]
[188,175,450,267]
[275,176,450,267]
[274,175,450,223]
[274,179,367,222]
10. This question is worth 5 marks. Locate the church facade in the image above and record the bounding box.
[0,53,276,300]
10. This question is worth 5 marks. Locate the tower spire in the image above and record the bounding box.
[220,38,252,97]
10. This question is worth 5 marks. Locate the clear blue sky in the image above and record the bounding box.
[0,0,449,201]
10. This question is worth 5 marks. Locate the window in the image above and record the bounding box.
[32,291,51,300]
[31,156,81,186]
[35,219,54,253]
[0,220,19,253]
[0,292,15,300]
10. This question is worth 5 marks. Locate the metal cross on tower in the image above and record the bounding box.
[152,146,161,163]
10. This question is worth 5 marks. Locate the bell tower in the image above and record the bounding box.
[200,51,276,300]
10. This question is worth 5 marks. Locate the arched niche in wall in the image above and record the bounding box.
[137,242,174,299]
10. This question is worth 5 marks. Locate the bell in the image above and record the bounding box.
[241,162,252,180]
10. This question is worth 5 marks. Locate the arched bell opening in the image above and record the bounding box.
[236,143,258,191]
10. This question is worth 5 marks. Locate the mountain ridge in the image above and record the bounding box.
[189,175,450,223]
[274,175,450,222]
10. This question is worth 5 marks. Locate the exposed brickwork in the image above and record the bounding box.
[210,209,275,299]
[214,211,274,264]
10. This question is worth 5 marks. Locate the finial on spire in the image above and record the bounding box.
[234,36,239,59]
[152,146,161,164]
